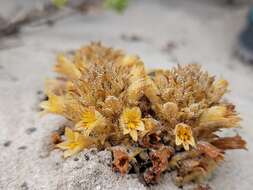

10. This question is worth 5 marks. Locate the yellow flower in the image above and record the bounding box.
[200,106,227,122]
[199,105,240,127]
[120,55,140,67]
[56,127,94,158]
[174,123,196,151]
[210,79,229,103]
[213,79,228,92]
[140,118,158,137]
[127,79,145,104]
[162,102,178,120]
[40,93,64,115]
[54,54,81,80]
[75,107,106,136]
[73,50,87,72]
[120,107,145,141]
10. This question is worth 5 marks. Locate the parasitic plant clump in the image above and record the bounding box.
[40,43,246,186]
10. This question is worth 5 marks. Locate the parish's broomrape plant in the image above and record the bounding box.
[41,43,246,186]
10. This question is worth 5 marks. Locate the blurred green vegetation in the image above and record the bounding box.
[104,0,128,12]
[52,0,69,8]
[52,0,128,12]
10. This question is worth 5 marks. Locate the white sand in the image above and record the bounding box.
[1,0,253,189]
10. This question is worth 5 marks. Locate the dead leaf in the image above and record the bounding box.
[139,132,162,148]
[194,184,212,190]
[211,135,247,150]
[197,141,224,161]
[51,132,62,144]
[51,126,65,144]
[112,149,130,175]
[144,146,173,184]
[181,159,200,169]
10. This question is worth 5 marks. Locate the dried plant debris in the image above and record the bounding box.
[40,42,247,186]
[112,148,130,175]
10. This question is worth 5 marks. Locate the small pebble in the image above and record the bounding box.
[11,76,18,82]
[36,90,43,95]
[3,140,11,147]
[25,127,37,135]
[46,19,55,26]
[84,154,90,161]
[90,149,96,154]
[18,146,27,150]
[21,182,29,190]
[41,95,48,101]
[121,34,142,42]
[163,41,177,53]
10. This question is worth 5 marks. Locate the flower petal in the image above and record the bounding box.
[63,149,76,158]
[136,121,145,131]
[130,130,138,141]
[123,127,130,135]
[183,143,189,151]
[65,127,75,141]
[75,121,84,131]
[189,136,196,147]
[40,101,50,110]
[175,136,182,146]
[63,146,83,158]
[55,54,81,80]
[83,127,94,136]
[56,141,70,150]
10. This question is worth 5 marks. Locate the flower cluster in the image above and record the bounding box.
[40,43,246,186]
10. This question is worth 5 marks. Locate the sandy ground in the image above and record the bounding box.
[1,0,253,189]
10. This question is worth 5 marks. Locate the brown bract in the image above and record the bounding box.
[144,146,173,184]
[197,141,224,162]
[194,184,212,190]
[51,132,62,144]
[112,149,130,175]
[139,132,162,149]
[211,135,247,150]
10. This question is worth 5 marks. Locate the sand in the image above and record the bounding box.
[1,0,253,189]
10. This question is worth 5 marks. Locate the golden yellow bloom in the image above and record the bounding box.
[54,54,81,80]
[75,107,106,136]
[213,79,228,93]
[120,107,145,141]
[56,127,94,158]
[128,63,145,83]
[103,96,122,116]
[199,105,240,127]
[200,106,227,122]
[40,93,64,115]
[45,79,61,95]
[210,79,229,103]
[73,51,87,72]
[162,102,178,120]
[127,79,145,104]
[140,118,158,137]
[120,55,140,67]
[144,78,161,106]
[174,123,196,151]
